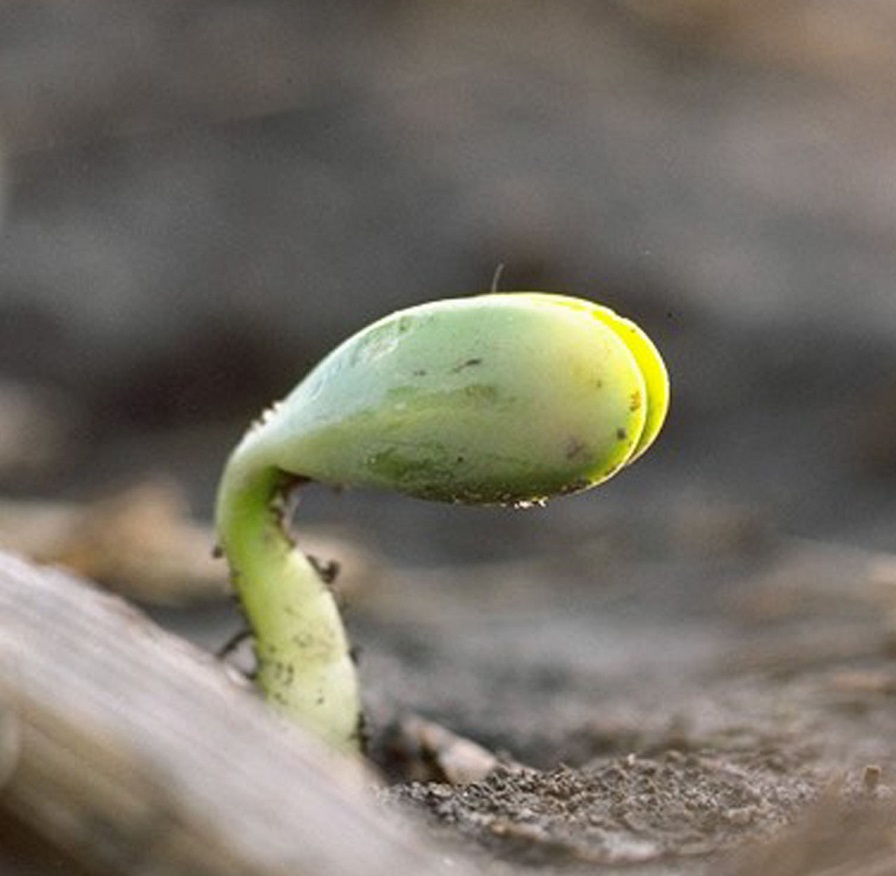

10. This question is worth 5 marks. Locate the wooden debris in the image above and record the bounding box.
[0,550,476,876]
[384,713,524,785]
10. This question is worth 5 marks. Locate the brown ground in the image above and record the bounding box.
[330,511,896,875]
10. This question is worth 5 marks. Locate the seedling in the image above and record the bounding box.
[215,293,669,753]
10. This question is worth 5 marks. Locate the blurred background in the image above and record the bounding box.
[2,0,896,570]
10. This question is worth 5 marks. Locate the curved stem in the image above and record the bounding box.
[216,449,362,753]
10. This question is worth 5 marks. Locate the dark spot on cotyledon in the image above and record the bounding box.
[558,477,590,496]
[616,427,627,441]
[452,357,483,372]
[630,390,642,412]
[412,368,427,377]
[565,437,586,459]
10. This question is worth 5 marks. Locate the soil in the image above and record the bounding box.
[323,512,896,875]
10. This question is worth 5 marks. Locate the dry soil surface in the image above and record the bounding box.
[340,512,896,875]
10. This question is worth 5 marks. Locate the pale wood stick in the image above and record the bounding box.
[0,550,474,876]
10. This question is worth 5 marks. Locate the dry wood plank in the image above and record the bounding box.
[0,550,474,876]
